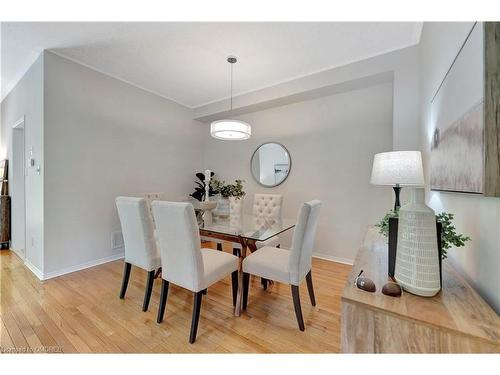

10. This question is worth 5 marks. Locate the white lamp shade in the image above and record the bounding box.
[371,151,424,186]
[210,120,251,140]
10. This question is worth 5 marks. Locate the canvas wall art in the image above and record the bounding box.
[430,22,484,194]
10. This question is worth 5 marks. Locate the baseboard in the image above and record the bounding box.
[312,252,354,265]
[26,252,125,280]
[10,247,25,261]
[42,252,125,280]
[24,259,44,280]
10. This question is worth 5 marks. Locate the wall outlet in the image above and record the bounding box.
[111,231,124,250]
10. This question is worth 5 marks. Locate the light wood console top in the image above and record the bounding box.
[341,228,500,353]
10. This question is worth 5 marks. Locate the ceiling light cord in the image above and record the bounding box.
[210,56,250,141]
[230,61,233,111]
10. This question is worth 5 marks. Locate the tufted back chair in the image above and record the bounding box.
[116,197,160,271]
[288,200,322,285]
[142,192,165,226]
[252,194,283,230]
[229,197,244,228]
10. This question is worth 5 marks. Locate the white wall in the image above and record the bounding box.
[1,54,44,274]
[42,51,204,276]
[202,82,393,263]
[419,22,500,313]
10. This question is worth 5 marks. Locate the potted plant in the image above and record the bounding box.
[210,179,245,217]
[375,210,470,260]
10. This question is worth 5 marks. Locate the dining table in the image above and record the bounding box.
[199,213,296,316]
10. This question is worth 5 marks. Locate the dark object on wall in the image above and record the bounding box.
[0,159,10,249]
[0,196,11,249]
[354,270,376,293]
[382,281,402,297]
[485,22,500,196]
[0,159,8,195]
[388,217,443,286]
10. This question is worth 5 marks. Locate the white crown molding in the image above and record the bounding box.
[46,50,195,109]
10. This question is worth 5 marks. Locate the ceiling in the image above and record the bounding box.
[1,22,422,107]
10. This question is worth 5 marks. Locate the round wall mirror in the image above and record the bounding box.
[251,142,291,187]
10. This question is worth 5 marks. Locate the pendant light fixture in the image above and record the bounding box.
[210,56,251,141]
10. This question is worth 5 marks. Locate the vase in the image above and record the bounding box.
[215,196,230,218]
[394,188,441,297]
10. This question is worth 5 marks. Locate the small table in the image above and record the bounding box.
[199,214,295,316]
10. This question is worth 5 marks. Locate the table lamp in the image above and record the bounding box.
[370,151,424,211]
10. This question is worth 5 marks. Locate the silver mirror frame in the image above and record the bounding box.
[250,142,292,188]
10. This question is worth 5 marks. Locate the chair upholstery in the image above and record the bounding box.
[152,201,238,292]
[252,194,283,230]
[253,194,283,249]
[243,200,322,285]
[142,192,165,225]
[229,197,244,228]
[230,193,283,250]
[116,197,161,272]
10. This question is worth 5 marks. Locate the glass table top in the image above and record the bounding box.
[199,214,296,242]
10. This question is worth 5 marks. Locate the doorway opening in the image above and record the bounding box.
[11,117,26,259]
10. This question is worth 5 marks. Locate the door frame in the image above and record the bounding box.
[11,116,26,260]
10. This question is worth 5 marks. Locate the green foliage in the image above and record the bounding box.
[375,210,471,259]
[374,209,399,237]
[210,179,245,199]
[436,212,471,259]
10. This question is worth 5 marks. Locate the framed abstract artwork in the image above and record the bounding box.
[430,22,500,196]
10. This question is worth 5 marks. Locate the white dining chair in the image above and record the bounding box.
[141,192,165,226]
[252,193,283,249]
[241,200,321,331]
[228,193,283,290]
[116,197,161,312]
[152,201,239,344]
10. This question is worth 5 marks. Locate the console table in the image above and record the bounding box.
[341,228,500,353]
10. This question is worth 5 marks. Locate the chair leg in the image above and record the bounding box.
[189,291,203,344]
[142,270,155,311]
[231,270,239,306]
[156,279,169,323]
[119,262,132,299]
[216,243,222,251]
[306,270,316,306]
[291,285,305,331]
[154,267,162,279]
[242,273,250,310]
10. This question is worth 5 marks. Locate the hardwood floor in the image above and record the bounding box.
[0,244,351,353]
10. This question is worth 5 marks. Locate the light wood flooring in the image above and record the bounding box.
[0,244,351,353]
